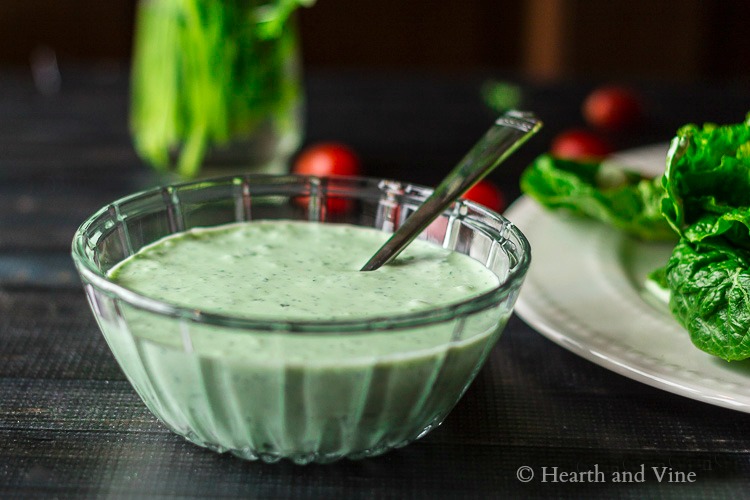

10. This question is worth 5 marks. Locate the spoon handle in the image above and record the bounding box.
[361,110,542,272]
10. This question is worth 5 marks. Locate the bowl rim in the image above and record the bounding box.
[71,174,531,334]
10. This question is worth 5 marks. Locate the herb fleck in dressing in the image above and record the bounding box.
[110,221,499,321]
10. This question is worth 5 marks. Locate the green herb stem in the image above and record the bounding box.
[130,0,311,177]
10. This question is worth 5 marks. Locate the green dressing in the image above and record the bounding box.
[101,221,508,462]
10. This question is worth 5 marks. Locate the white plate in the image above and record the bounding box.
[603,142,670,177]
[506,144,750,412]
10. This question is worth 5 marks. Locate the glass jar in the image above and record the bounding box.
[130,0,307,178]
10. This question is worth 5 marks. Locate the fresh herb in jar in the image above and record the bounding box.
[130,0,314,177]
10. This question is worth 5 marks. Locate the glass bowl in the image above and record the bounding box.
[71,174,531,464]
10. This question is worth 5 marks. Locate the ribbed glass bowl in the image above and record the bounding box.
[71,174,531,464]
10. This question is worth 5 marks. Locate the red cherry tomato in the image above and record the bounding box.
[582,86,643,131]
[293,142,362,177]
[293,143,361,215]
[550,129,613,161]
[463,180,505,212]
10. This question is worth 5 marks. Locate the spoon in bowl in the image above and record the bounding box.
[360,110,542,272]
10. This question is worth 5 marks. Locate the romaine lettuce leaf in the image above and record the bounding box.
[658,115,750,360]
[520,154,675,241]
[666,238,750,361]
[661,114,750,247]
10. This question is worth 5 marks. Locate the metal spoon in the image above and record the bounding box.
[361,110,542,271]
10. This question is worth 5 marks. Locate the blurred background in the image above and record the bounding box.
[1,0,749,82]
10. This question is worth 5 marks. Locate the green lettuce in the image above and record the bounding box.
[521,115,750,361]
[661,114,750,246]
[520,154,675,241]
[666,239,750,361]
[661,114,750,361]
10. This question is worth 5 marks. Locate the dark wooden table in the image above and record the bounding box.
[2,66,750,498]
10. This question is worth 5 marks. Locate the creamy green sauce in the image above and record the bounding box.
[101,221,507,462]
[110,221,499,321]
